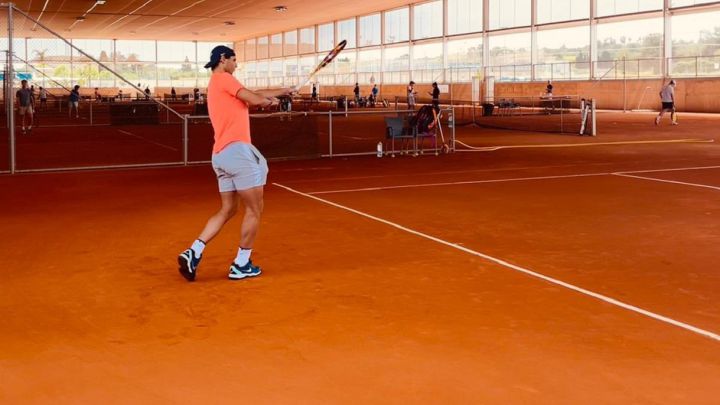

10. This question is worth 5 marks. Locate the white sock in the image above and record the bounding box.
[191,239,206,256]
[234,248,252,266]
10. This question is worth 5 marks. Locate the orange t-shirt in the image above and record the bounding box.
[208,72,251,153]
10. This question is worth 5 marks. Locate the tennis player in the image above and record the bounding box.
[655,79,678,126]
[178,45,294,282]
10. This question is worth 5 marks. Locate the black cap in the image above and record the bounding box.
[204,45,236,69]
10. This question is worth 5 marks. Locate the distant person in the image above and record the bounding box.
[369,84,378,106]
[655,79,678,126]
[94,87,101,101]
[69,85,80,118]
[144,86,151,100]
[39,86,47,110]
[311,83,317,102]
[546,80,553,96]
[171,87,177,100]
[429,82,440,111]
[118,89,123,101]
[353,82,360,106]
[16,79,34,133]
[407,80,417,111]
[193,88,200,102]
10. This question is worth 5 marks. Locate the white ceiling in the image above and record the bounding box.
[9,0,417,41]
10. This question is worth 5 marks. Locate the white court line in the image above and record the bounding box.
[274,182,720,343]
[455,138,715,152]
[616,165,720,175]
[614,173,720,191]
[307,165,720,195]
[117,129,179,152]
[307,172,610,195]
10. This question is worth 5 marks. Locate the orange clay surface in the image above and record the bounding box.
[1,111,720,404]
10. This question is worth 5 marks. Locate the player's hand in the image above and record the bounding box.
[266,97,280,107]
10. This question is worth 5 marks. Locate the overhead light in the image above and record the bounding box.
[274,6,287,12]
[96,0,106,4]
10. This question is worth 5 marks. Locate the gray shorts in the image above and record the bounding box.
[211,142,268,192]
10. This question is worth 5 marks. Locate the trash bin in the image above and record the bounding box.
[482,103,495,116]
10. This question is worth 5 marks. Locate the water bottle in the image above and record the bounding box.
[448,113,454,128]
[376,141,383,157]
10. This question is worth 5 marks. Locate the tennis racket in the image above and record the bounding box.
[294,40,347,91]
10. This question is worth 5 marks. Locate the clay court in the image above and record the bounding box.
[2,109,720,403]
[2,1,720,404]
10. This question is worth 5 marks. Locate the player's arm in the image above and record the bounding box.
[256,88,294,98]
[236,88,277,107]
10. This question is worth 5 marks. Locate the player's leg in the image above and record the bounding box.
[178,191,239,281]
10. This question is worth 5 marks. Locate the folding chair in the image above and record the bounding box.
[384,116,416,157]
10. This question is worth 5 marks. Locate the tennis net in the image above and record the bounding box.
[451,95,596,136]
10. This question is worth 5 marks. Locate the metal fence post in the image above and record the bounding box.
[183,114,189,165]
[8,4,15,174]
[328,111,333,157]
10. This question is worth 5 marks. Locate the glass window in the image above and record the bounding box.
[26,39,71,62]
[115,62,156,85]
[270,59,283,77]
[672,10,720,57]
[385,8,409,44]
[413,42,444,70]
[596,17,663,60]
[157,62,197,87]
[448,0,483,35]
[245,38,256,60]
[672,0,719,5]
[536,0,589,24]
[270,34,283,58]
[536,25,590,63]
[284,30,297,56]
[71,39,114,61]
[299,27,315,54]
[489,31,532,65]
[334,50,357,73]
[116,40,155,62]
[299,55,316,75]
[156,41,194,63]
[318,23,335,51]
[384,46,410,71]
[596,0,662,17]
[256,60,268,78]
[359,14,381,47]
[284,57,298,77]
[256,36,269,59]
[337,18,357,48]
[357,48,381,72]
[414,1,443,40]
[489,0,531,30]
[447,37,483,68]
[244,61,256,78]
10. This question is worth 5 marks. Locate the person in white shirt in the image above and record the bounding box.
[655,79,678,126]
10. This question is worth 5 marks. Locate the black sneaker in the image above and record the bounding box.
[178,248,201,281]
[228,260,261,280]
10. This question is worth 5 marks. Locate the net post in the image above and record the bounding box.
[328,111,333,157]
[591,99,597,136]
[183,114,189,165]
[451,106,456,152]
[8,4,15,174]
